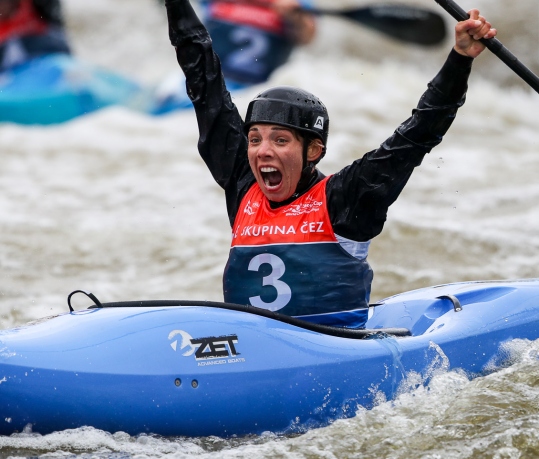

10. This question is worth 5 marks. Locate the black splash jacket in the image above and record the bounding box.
[165,0,473,243]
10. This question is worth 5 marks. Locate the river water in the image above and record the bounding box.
[1,0,539,457]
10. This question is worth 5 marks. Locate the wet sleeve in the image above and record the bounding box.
[327,49,474,241]
[165,0,254,225]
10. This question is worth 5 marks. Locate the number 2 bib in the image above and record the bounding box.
[223,178,373,317]
[204,1,293,84]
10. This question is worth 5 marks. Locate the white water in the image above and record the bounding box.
[1,0,539,456]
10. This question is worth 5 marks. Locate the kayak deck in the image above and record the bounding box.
[0,279,538,437]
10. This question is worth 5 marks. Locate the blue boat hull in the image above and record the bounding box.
[0,54,146,125]
[0,55,248,124]
[1,279,539,437]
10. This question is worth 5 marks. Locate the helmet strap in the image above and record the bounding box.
[292,138,316,198]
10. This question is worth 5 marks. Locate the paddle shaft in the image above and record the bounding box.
[434,0,539,93]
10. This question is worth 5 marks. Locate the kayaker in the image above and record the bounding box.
[165,0,496,328]
[156,0,316,85]
[201,0,316,84]
[0,0,71,72]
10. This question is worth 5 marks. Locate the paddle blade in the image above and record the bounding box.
[337,4,447,46]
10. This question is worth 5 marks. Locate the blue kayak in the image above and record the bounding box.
[0,54,149,125]
[1,279,539,437]
[0,54,248,125]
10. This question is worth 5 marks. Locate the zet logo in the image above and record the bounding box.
[168,329,197,356]
[168,329,240,361]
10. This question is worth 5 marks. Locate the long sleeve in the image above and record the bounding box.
[165,0,254,225]
[326,49,474,241]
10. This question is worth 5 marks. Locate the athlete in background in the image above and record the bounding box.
[153,0,315,113]
[0,0,70,72]
[203,0,316,84]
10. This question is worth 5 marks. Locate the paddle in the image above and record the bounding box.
[434,0,539,93]
[313,4,447,46]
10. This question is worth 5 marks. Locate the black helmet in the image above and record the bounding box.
[244,86,329,159]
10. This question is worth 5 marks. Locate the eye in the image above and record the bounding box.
[248,136,261,145]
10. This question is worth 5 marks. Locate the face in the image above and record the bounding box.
[247,124,307,202]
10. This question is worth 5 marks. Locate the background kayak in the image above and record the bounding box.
[1,0,539,457]
[0,53,247,125]
[0,3,448,125]
[0,54,145,125]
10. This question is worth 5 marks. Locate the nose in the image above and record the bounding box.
[256,138,273,158]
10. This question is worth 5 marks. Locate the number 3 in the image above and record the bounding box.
[248,254,291,311]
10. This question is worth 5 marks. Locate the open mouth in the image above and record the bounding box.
[260,167,282,189]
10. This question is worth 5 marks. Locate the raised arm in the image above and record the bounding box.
[327,10,496,242]
[165,0,252,221]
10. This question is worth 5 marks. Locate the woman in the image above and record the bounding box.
[165,0,496,327]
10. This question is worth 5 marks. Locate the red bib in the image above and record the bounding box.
[208,1,285,35]
[232,179,337,247]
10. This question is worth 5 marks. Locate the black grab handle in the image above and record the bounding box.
[67,290,102,312]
